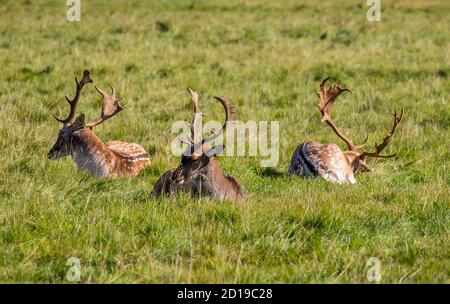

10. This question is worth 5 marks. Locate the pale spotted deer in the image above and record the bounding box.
[48,70,149,177]
[152,89,244,201]
[289,77,403,184]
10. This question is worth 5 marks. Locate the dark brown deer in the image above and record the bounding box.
[289,77,403,184]
[48,70,149,177]
[152,89,245,201]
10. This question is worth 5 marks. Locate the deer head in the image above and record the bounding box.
[171,88,234,185]
[317,77,404,173]
[48,70,123,159]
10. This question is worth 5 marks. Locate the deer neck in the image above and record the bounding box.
[343,150,359,172]
[71,128,115,177]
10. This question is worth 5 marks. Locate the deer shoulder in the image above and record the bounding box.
[191,154,245,201]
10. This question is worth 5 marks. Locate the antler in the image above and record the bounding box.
[85,86,123,129]
[186,88,203,144]
[54,70,93,125]
[359,109,404,159]
[317,77,368,151]
[200,95,235,146]
[184,89,235,155]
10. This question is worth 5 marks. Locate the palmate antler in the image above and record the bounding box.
[317,77,403,157]
[85,86,123,129]
[54,70,93,125]
[359,110,404,159]
[317,77,367,152]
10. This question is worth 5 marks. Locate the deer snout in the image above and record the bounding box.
[47,148,59,159]
[174,172,186,183]
[47,150,55,159]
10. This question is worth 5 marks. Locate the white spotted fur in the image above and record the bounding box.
[289,141,356,184]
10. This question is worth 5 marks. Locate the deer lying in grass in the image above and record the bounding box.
[289,77,404,184]
[48,70,149,177]
[152,89,245,201]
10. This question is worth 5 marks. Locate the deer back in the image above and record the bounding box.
[69,128,149,177]
[289,141,356,184]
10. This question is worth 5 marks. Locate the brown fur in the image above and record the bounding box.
[192,158,245,201]
[50,127,149,177]
[152,89,244,201]
[151,168,180,196]
[289,78,403,184]
[289,141,356,184]
[48,70,149,177]
[152,157,245,201]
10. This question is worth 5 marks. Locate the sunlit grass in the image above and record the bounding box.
[0,0,448,283]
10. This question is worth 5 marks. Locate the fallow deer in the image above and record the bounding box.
[152,89,245,201]
[48,70,149,177]
[289,77,403,184]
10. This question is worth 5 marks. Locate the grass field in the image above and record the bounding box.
[0,0,448,283]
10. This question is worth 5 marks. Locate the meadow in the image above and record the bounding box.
[0,0,448,283]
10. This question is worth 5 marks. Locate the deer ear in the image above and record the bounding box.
[204,145,225,158]
[72,114,86,129]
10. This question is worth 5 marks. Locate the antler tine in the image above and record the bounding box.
[178,137,194,146]
[316,77,357,151]
[359,109,404,159]
[54,70,93,124]
[354,132,370,150]
[188,88,201,115]
[85,86,123,129]
[199,96,235,146]
[184,89,235,154]
[187,88,203,140]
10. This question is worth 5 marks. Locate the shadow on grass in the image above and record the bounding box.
[256,167,287,179]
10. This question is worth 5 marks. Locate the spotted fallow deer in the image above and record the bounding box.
[48,70,149,177]
[289,77,404,184]
[152,89,245,201]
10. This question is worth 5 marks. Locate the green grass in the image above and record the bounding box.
[0,0,448,283]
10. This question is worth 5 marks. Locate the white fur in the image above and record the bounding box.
[72,147,109,177]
